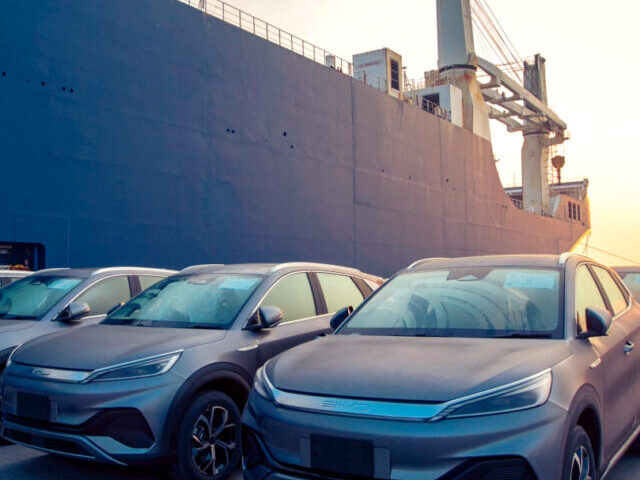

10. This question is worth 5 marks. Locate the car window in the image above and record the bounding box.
[261,273,316,323]
[317,273,365,313]
[105,274,263,329]
[340,267,563,338]
[139,275,165,291]
[620,272,640,299]
[575,265,608,334]
[0,275,83,320]
[592,266,628,316]
[75,276,132,316]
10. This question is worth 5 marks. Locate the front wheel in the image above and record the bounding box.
[563,425,596,480]
[170,391,241,480]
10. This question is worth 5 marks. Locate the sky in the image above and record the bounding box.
[215,0,639,265]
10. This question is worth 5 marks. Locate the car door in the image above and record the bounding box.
[577,264,635,458]
[70,275,134,325]
[591,266,640,428]
[255,272,331,365]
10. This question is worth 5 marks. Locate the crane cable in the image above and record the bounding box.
[470,0,523,83]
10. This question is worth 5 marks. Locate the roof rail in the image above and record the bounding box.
[33,268,70,274]
[179,264,225,273]
[269,262,361,274]
[407,258,450,270]
[91,267,176,275]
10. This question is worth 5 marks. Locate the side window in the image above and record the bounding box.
[575,265,608,334]
[75,276,132,316]
[592,266,628,315]
[317,273,365,313]
[261,273,316,323]
[139,275,164,291]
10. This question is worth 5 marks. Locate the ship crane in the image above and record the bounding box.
[437,0,567,215]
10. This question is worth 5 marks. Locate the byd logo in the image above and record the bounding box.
[320,399,370,412]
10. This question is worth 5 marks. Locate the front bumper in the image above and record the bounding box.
[0,366,183,465]
[241,390,568,480]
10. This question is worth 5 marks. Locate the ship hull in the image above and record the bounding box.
[0,0,588,276]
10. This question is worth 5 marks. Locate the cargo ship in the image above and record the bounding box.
[0,0,589,276]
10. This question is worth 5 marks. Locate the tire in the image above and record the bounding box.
[562,425,597,480]
[170,391,241,480]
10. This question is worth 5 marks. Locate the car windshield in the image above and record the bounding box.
[619,272,640,299]
[103,273,263,329]
[0,276,83,320]
[339,267,563,339]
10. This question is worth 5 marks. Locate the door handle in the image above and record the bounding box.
[624,341,635,356]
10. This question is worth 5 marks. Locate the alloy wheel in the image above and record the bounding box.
[191,404,237,477]
[570,445,592,480]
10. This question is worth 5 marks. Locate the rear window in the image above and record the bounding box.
[340,267,563,339]
[317,273,364,313]
[620,272,640,299]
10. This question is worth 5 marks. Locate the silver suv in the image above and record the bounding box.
[0,267,174,371]
[0,262,381,479]
[243,254,640,480]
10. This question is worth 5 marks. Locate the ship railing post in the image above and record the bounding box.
[253,16,256,35]
[279,29,281,47]
[222,2,225,21]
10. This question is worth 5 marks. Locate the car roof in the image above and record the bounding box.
[404,253,596,272]
[179,262,380,280]
[612,266,640,275]
[31,267,176,279]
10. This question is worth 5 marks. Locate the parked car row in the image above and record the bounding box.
[1,255,640,480]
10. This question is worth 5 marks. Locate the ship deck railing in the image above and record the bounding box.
[177,0,455,124]
[178,0,353,75]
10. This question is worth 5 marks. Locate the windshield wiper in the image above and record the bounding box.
[0,313,38,320]
[189,324,224,330]
[491,333,552,339]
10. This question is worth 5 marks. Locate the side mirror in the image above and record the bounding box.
[247,306,284,331]
[579,307,612,339]
[330,306,353,330]
[58,302,91,323]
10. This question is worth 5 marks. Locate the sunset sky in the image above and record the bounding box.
[218,0,639,265]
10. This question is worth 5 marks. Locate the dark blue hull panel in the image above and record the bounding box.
[0,0,588,276]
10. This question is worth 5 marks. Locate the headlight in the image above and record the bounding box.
[253,364,275,401]
[433,370,552,421]
[87,351,182,382]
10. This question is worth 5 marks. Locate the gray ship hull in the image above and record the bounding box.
[0,0,589,276]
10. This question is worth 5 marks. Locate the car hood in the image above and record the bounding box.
[12,324,227,371]
[268,335,572,402]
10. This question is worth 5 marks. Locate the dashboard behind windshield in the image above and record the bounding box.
[0,276,83,320]
[104,273,263,329]
[339,267,563,339]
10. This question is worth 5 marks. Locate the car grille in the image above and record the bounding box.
[3,428,91,458]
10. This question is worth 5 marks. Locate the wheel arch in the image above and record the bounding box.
[161,362,253,454]
[563,384,603,472]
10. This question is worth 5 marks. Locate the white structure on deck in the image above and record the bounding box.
[434,0,569,216]
[353,48,403,100]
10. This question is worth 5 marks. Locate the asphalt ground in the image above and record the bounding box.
[0,443,638,479]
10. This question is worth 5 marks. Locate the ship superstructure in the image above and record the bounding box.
[0,0,589,275]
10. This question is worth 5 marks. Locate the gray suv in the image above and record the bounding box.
[0,267,174,373]
[0,263,381,479]
[243,254,640,480]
